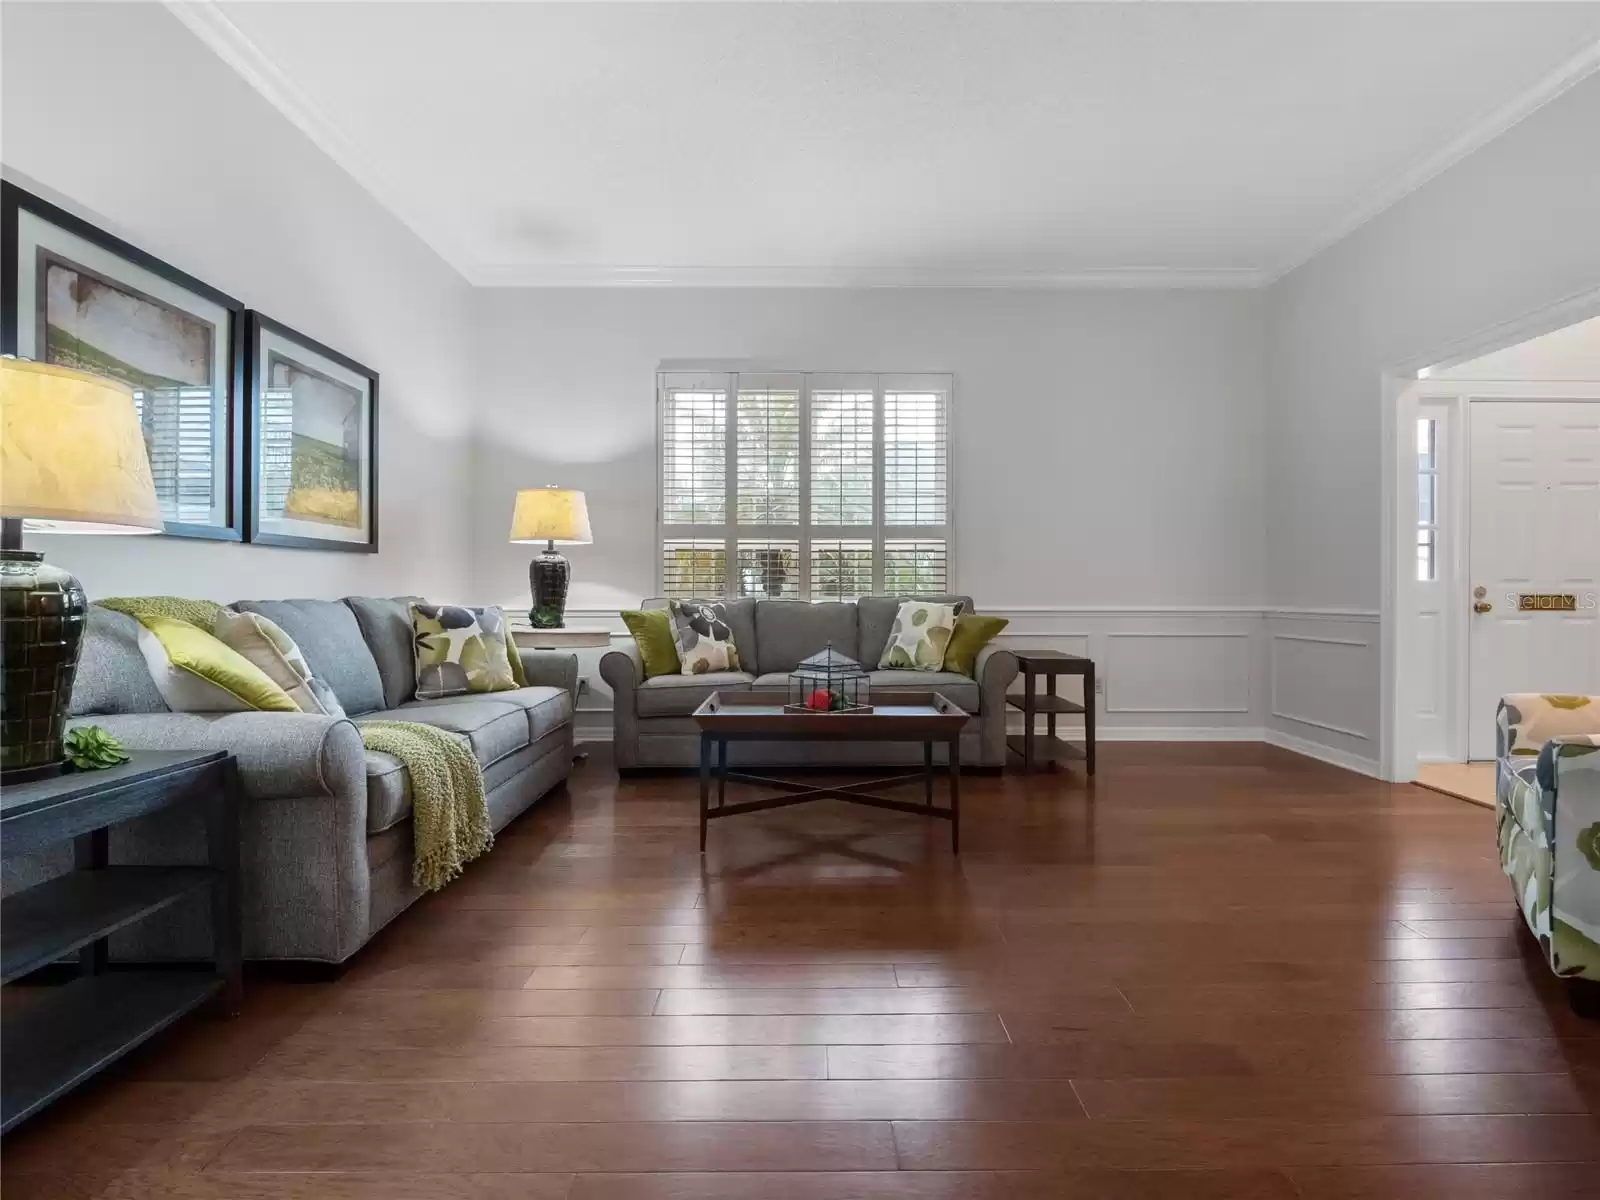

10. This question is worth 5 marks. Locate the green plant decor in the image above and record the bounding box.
[64,726,130,771]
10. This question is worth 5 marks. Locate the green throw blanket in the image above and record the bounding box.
[361,720,493,892]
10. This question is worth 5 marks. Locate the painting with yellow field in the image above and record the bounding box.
[272,352,363,529]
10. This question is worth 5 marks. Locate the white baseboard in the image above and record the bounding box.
[1263,728,1382,779]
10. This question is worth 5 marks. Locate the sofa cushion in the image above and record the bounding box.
[636,671,754,717]
[383,699,528,766]
[70,605,172,716]
[345,596,424,710]
[234,599,386,716]
[363,718,568,836]
[395,685,573,743]
[868,670,980,713]
[755,601,857,674]
[365,749,411,834]
[857,595,973,669]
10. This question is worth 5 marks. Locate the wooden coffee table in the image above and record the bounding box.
[691,691,969,853]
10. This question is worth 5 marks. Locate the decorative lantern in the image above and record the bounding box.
[786,645,872,714]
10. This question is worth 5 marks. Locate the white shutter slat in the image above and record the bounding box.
[883,538,948,593]
[810,390,875,526]
[810,538,874,600]
[662,539,727,599]
[661,388,727,526]
[884,390,947,526]
[737,388,800,525]
[737,539,799,600]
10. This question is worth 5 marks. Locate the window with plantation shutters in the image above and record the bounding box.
[658,371,952,601]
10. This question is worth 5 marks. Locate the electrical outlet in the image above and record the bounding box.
[1094,677,1104,695]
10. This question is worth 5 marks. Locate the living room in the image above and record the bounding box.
[2,2,1599,1196]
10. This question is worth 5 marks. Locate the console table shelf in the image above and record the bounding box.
[0,750,241,1135]
[1,867,217,985]
[2,971,224,1132]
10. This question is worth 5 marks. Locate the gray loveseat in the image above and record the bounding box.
[28,596,575,964]
[601,595,1017,770]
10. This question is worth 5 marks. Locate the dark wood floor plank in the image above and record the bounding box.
[1289,1163,1600,1199]
[212,1120,899,1173]
[1072,1072,1591,1118]
[890,1115,1600,1170]
[565,1169,1300,1199]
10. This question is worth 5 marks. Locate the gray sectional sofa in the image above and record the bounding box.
[21,596,576,964]
[601,595,1017,770]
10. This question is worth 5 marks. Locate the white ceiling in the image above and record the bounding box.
[182,1,1600,287]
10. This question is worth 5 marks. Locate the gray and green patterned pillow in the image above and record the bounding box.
[669,599,741,675]
[878,600,959,671]
[411,604,518,700]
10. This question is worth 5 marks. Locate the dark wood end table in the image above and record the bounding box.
[1008,650,1097,775]
[691,691,969,853]
[0,750,242,1134]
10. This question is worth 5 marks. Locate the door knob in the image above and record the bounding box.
[1473,601,1493,614]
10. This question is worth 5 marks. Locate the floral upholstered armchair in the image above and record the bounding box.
[1496,694,1600,1006]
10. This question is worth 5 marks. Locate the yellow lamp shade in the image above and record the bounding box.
[0,358,163,534]
[509,487,592,544]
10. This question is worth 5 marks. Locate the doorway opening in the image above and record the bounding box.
[1394,313,1600,798]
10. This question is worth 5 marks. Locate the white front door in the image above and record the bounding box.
[1468,400,1600,759]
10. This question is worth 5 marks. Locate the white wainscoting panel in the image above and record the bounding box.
[1265,612,1381,775]
[1103,632,1251,715]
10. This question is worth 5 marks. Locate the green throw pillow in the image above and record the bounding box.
[621,609,681,678]
[943,614,1009,677]
[133,614,300,713]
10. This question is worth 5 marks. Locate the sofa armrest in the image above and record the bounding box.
[517,649,579,696]
[973,645,1020,765]
[600,641,644,709]
[600,641,644,770]
[975,644,1020,702]
[66,712,364,802]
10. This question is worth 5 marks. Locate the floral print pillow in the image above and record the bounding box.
[411,604,517,699]
[878,600,959,671]
[669,600,742,675]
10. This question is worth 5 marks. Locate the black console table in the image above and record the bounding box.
[0,750,241,1133]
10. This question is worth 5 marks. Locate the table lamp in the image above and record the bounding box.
[509,487,592,629]
[1,358,163,781]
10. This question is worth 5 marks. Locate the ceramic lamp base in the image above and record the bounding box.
[529,546,570,629]
[0,546,87,783]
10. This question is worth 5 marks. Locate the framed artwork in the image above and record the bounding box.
[245,312,379,552]
[1,181,245,541]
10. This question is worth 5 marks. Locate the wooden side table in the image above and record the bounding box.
[0,750,242,1133]
[509,624,612,650]
[1007,650,1096,775]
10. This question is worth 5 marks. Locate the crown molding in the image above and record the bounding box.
[467,263,1268,290]
[1265,37,1600,286]
[163,0,476,283]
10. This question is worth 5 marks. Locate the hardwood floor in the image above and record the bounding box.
[4,742,1598,1198]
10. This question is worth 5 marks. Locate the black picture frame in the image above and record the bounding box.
[244,311,379,553]
[1,181,246,542]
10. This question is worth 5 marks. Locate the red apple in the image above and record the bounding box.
[807,688,833,711]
